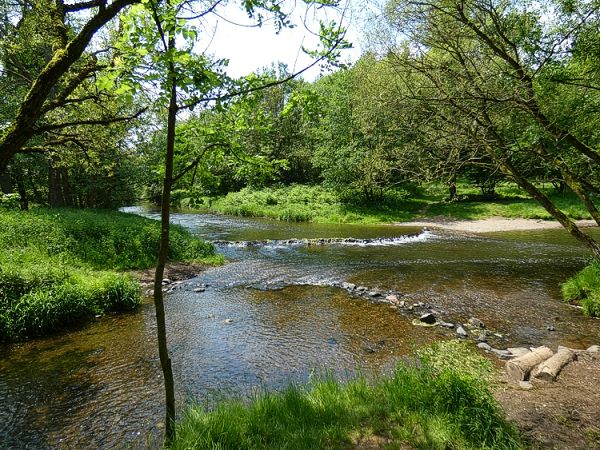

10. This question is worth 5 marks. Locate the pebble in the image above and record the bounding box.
[477,333,487,343]
[437,321,455,329]
[546,325,556,331]
[385,294,398,303]
[223,319,234,324]
[508,347,531,357]
[419,313,436,324]
[492,349,512,359]
[398,301,406,308]
[519,381,534,390]
[477,342,492,351]
[193,287,205,293]
[456,326,468,338]
[468,317,485,329]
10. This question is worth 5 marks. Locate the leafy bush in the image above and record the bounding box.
[0,264,140,341]
[0,208,218,341]
[561,260,600,317]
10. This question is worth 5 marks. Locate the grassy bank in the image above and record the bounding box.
[179,183,592,224]
[0,208,220,341]
[170,341,522,450]
[562,260,600,317]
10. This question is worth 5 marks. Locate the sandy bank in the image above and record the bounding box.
[399,217,597,233]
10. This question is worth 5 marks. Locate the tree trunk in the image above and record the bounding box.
[496,155,600,259]
[0,171,12,194]
[152,39,178,445]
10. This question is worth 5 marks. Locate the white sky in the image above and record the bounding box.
[199,1,365,80]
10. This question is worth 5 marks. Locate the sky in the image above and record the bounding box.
[199,1,366,80]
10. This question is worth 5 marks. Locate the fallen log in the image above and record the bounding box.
[505,346,554,382]
[533,348,576,382]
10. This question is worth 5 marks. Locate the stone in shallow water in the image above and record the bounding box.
[419,313,436,324]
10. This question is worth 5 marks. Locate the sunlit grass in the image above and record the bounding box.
[561,260,600,317]
[170,341,522,450]
[0,208,220,340]
[180,182,592,224]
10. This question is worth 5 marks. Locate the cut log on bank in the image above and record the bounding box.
[506,346,554,382]
[532,348,576,382]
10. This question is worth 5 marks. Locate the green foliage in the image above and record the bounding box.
[170,341,521,450]
[185,182,592,224]
[0,267,140,341]
[561,260,600,317]
[0,208,217,270]
[0,193,20,210]
[0,208,219,340]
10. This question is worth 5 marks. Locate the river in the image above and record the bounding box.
[1,210,599,448]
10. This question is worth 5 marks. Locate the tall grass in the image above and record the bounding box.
[0,208,220,341]
[171,341,522,450]
[182,183,592,224]
[561,260,600,317]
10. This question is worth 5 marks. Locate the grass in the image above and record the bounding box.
[561,260,600,317]
[0,208,221,341]
[170,341,522,450]
[179,183,593,224]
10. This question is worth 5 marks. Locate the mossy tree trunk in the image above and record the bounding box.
[0,0,138,175]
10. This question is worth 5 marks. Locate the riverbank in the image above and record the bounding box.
[180,184,594,224]
[398,217,597,233]
[0,208,220,341]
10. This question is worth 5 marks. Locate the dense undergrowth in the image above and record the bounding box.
[0,208,219,341]
[170,341,521,449]
[561,260,600,317]
[176,183,592,224]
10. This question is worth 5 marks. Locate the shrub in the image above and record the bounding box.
[561,260,600,317]
[0,207,217,341]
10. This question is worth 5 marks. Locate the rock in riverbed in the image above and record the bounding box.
[419,313,436,325]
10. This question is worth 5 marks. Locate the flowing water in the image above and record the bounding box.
[1,209,599,448]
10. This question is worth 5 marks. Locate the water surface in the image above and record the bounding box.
[1,210,599,448]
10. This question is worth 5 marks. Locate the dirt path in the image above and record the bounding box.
[495,351,600,449]
[398,217,597,233]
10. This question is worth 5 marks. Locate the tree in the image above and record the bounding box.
[377,0,600,256]
[107,0,349,442]
[0,0,143,175]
